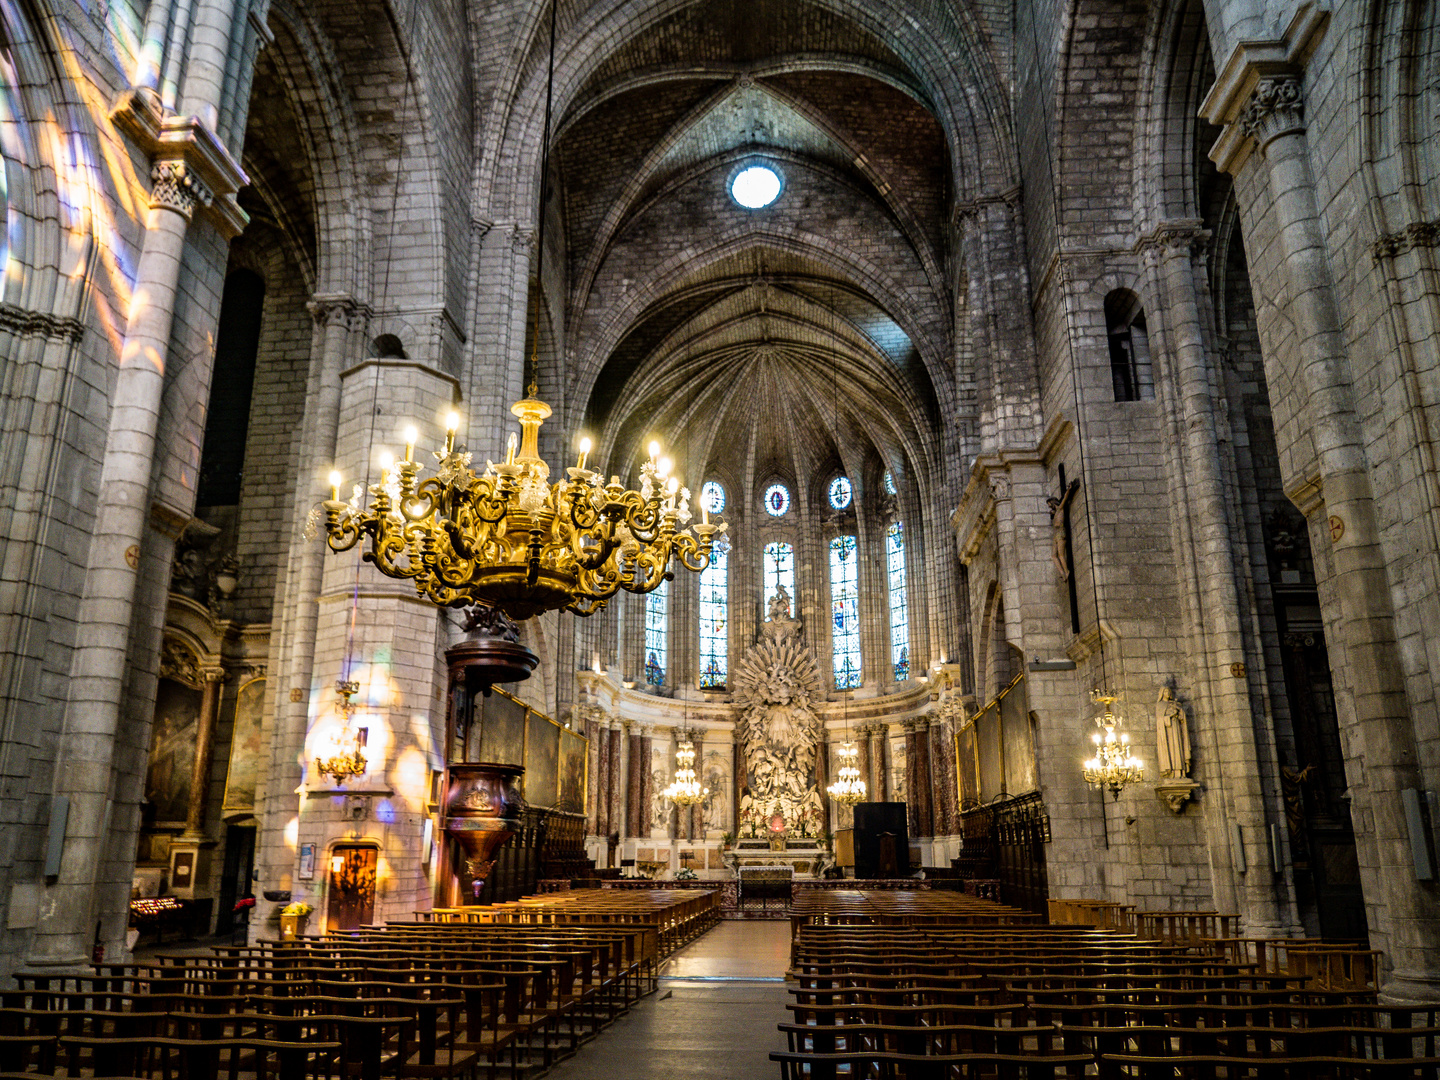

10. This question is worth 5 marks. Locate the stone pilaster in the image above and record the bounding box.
[626,724,643,838]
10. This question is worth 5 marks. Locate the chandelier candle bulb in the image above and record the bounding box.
[404,426,418,462]
[329,471,342,502]
[577,437,591,471]
[445,411,460,454]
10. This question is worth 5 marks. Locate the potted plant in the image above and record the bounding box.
[675,867,697,881]
[278,901,312,941]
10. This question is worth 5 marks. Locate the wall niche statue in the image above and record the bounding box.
[1154,684,1199,813]
[732,598,824,831]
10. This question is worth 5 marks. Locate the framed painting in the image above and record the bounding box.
[147,678,203,825]
[557,726,588,814]
[524,710,561,808]
[223,677,266,813]
[476,689,527,766]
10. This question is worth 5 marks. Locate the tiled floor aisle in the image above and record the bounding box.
[540,921,790,1078]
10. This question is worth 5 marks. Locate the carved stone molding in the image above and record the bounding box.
[0,302,85,343]
[1372,219,1440,261]
[149,161,213,218]
[1155,778,1200,814]
[159,638,202,687]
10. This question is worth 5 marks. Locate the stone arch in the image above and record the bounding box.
[472,0,1017,278]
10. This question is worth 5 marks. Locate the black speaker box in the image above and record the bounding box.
[853,802,909,879]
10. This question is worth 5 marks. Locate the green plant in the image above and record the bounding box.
[675,867,697,880]
[720,831,734,847]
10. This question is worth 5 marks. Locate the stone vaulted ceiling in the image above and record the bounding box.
[551,0,962,516]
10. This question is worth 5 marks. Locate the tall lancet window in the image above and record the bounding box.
[887,521,910,681]
[763,541,795,617]
[698,544,728,689]
[644,579,668,686]
[830,535,861,689]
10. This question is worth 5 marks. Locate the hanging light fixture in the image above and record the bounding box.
[1082,690,1143,799]
[827,739,866,805]
[662,735,709,806]
[314,679,368,786]
[318,0,725,627]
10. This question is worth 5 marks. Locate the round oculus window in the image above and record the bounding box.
[701,480,726,514]
[828,476,853,510]
[730,165,782,209]
[763,483,791,517]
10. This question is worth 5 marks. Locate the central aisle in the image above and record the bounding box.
[540,920,790,1078]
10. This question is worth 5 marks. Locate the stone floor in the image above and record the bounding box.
[540,921,790,1078]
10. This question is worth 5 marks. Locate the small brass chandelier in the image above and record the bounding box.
[662,737,709,807]
[322,414,725,620]
[314,679,368,786]
[1082,691,1144,799]
[827,739,867,805]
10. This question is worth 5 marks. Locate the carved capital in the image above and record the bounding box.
[307,295,368,332]
[149,161,213,218]
[1135,219,1211,261]
[1372,218,1440,261]
[1237,77,1305,151]
[201,665,226,684]
[0,302,85,342]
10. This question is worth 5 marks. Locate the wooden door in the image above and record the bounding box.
[326,846,378,932]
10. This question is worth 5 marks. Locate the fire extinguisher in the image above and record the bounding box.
[91,920,104,965]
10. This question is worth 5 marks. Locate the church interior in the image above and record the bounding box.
[2,0,1440,1073]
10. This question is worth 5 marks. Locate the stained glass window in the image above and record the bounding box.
[701,480,725,514]
[887,521,909,681]
[763,541,795,618]
[644,579,667,686]
[698,545,728,688]
[830,535,861,689]
[883,470,897,496]
[828,476,852,510]
[763,483,790,517]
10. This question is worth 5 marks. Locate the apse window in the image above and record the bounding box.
[828,476,853,510]
[645,579,668,686]
[730,164,782,209]
[830,535,862,690]
[763,483,791,517]
[701,480,726,514]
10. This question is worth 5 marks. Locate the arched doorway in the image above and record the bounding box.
[326,845,378,932]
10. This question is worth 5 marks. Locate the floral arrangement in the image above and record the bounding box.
[280,902,312,917]
[675,867,697,880]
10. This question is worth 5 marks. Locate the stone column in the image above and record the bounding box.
[638,725,655,837]
[594,722,611,837]
[626,724,643,838]
[605,721,624,841]
[912,718,934,838]
[814,730,830,836]
[1205,56,1440,996]
[928,715,953,837]
[583,706,602,836]
[182,666,226,838]
[733,727,746,834]
[903,720,920,835]
[854,733,871,804]
[687,729,703,839]
[1141,221,1288,934]
[867,723,888,802]
[29,155,223,968]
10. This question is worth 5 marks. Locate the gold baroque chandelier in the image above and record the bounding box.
[662,738,709,807]
[322,405,725,621]
[1082,691,1144,799]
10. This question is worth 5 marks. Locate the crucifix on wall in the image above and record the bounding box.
[1047,467,1082,633]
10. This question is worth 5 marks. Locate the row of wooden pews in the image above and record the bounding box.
[2,888,718,1080]
[774,890,1435,1078]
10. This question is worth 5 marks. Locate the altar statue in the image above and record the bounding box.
[767,584,792,622]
